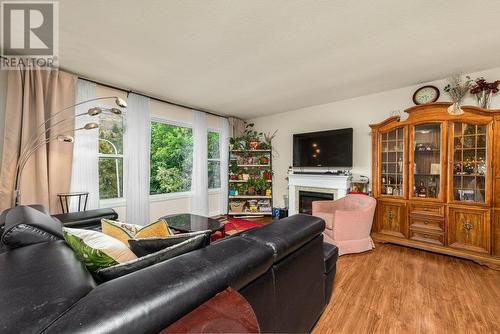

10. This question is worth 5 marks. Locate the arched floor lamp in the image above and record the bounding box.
[13,97,127,206]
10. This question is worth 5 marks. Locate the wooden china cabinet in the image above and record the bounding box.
[370,103,500,269]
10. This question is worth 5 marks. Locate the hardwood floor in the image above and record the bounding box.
[313,243,500,334]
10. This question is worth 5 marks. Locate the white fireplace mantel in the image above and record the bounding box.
[287,173,351,215]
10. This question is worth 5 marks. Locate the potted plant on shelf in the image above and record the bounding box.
[255,177,268,196]
[243,122,262,150]
[263,129,277,148]
[259,155,269,165]
[237,156,245,165]
[263,170,273,181]
[470,77,500,109]
[258,142,270,150]
[246,178,257,196]
[230,160,240,180]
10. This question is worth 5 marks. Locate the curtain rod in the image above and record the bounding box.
[77,76,229,119]
[1,59,230,119]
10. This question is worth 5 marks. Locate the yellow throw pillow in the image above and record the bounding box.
[102,219,138,245]
[135,219,172,239]
[102,218,172,245]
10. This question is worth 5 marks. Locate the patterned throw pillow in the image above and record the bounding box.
[63,227,137,273]
[101,219,173,245]
[128,230,212,257]
[95,234,207,282]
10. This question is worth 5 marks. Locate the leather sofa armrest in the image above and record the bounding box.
[52,208,118,229]
[240,214,325,262]
[2,206,63,248]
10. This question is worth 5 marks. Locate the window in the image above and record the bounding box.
[208,131,221,189]
[150,121,193,194]
[98,113,124,199]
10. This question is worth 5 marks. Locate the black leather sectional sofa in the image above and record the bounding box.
[0,205,338,333]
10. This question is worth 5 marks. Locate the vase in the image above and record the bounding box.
[447,102,464,115]
[475,90,492,109]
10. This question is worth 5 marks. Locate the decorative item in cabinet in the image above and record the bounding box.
[451,122,490,204]
[447,206,490,254]
[380,127,405,197]
[411,123,444,200]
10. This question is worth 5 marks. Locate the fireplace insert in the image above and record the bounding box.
[299,191,334,215]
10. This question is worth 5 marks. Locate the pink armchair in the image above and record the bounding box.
[312,194,376,256]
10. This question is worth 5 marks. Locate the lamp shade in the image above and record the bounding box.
[57,135,74,143]
[87,107,102,116]
[115,97,127,108]
[84,122,99,130]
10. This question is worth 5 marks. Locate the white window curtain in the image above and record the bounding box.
[191,110,208,216]
[124,93,151,225]
[220,117,229,215]
[70,79,99,210]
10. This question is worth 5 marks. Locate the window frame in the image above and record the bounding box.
[207,128,222,191]
[98,113,125,203]
[149,116,194,200]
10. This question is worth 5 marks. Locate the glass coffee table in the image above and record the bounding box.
[162,213,224,235]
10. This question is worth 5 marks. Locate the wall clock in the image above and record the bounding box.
[412,85,440,105]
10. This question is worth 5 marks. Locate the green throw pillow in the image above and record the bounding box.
[63,227,137,273]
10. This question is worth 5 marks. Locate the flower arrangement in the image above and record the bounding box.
[470,77,500,94]
[470,77,500,109]
[444,74,473,115]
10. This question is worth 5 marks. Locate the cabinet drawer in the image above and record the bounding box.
[410,229,444,246]
[409,203,444,218]
[448,207,490,254]
[410,217,443,232]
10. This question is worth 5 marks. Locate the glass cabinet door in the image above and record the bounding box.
[380,128,404,197]
[411,123,442,199]
[452,123,488,203]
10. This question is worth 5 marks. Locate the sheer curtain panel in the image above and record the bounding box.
[191,110,208,216]
[124,93,151,225]
[69,80,99,210]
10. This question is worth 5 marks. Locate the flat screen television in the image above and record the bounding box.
[293,128,353,168]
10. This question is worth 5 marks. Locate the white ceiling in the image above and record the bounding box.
[54,1,500,118]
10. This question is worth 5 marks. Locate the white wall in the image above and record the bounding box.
[251,66,500,208]
[0,70,7,163]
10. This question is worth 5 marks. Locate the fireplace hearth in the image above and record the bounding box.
[299,191,334,215]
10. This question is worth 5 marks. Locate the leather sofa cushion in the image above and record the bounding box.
[44,237,274,334]
[1,205,63,248]
[240,214,325,262]
[0,240,96,333]
[323,242,339,273]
